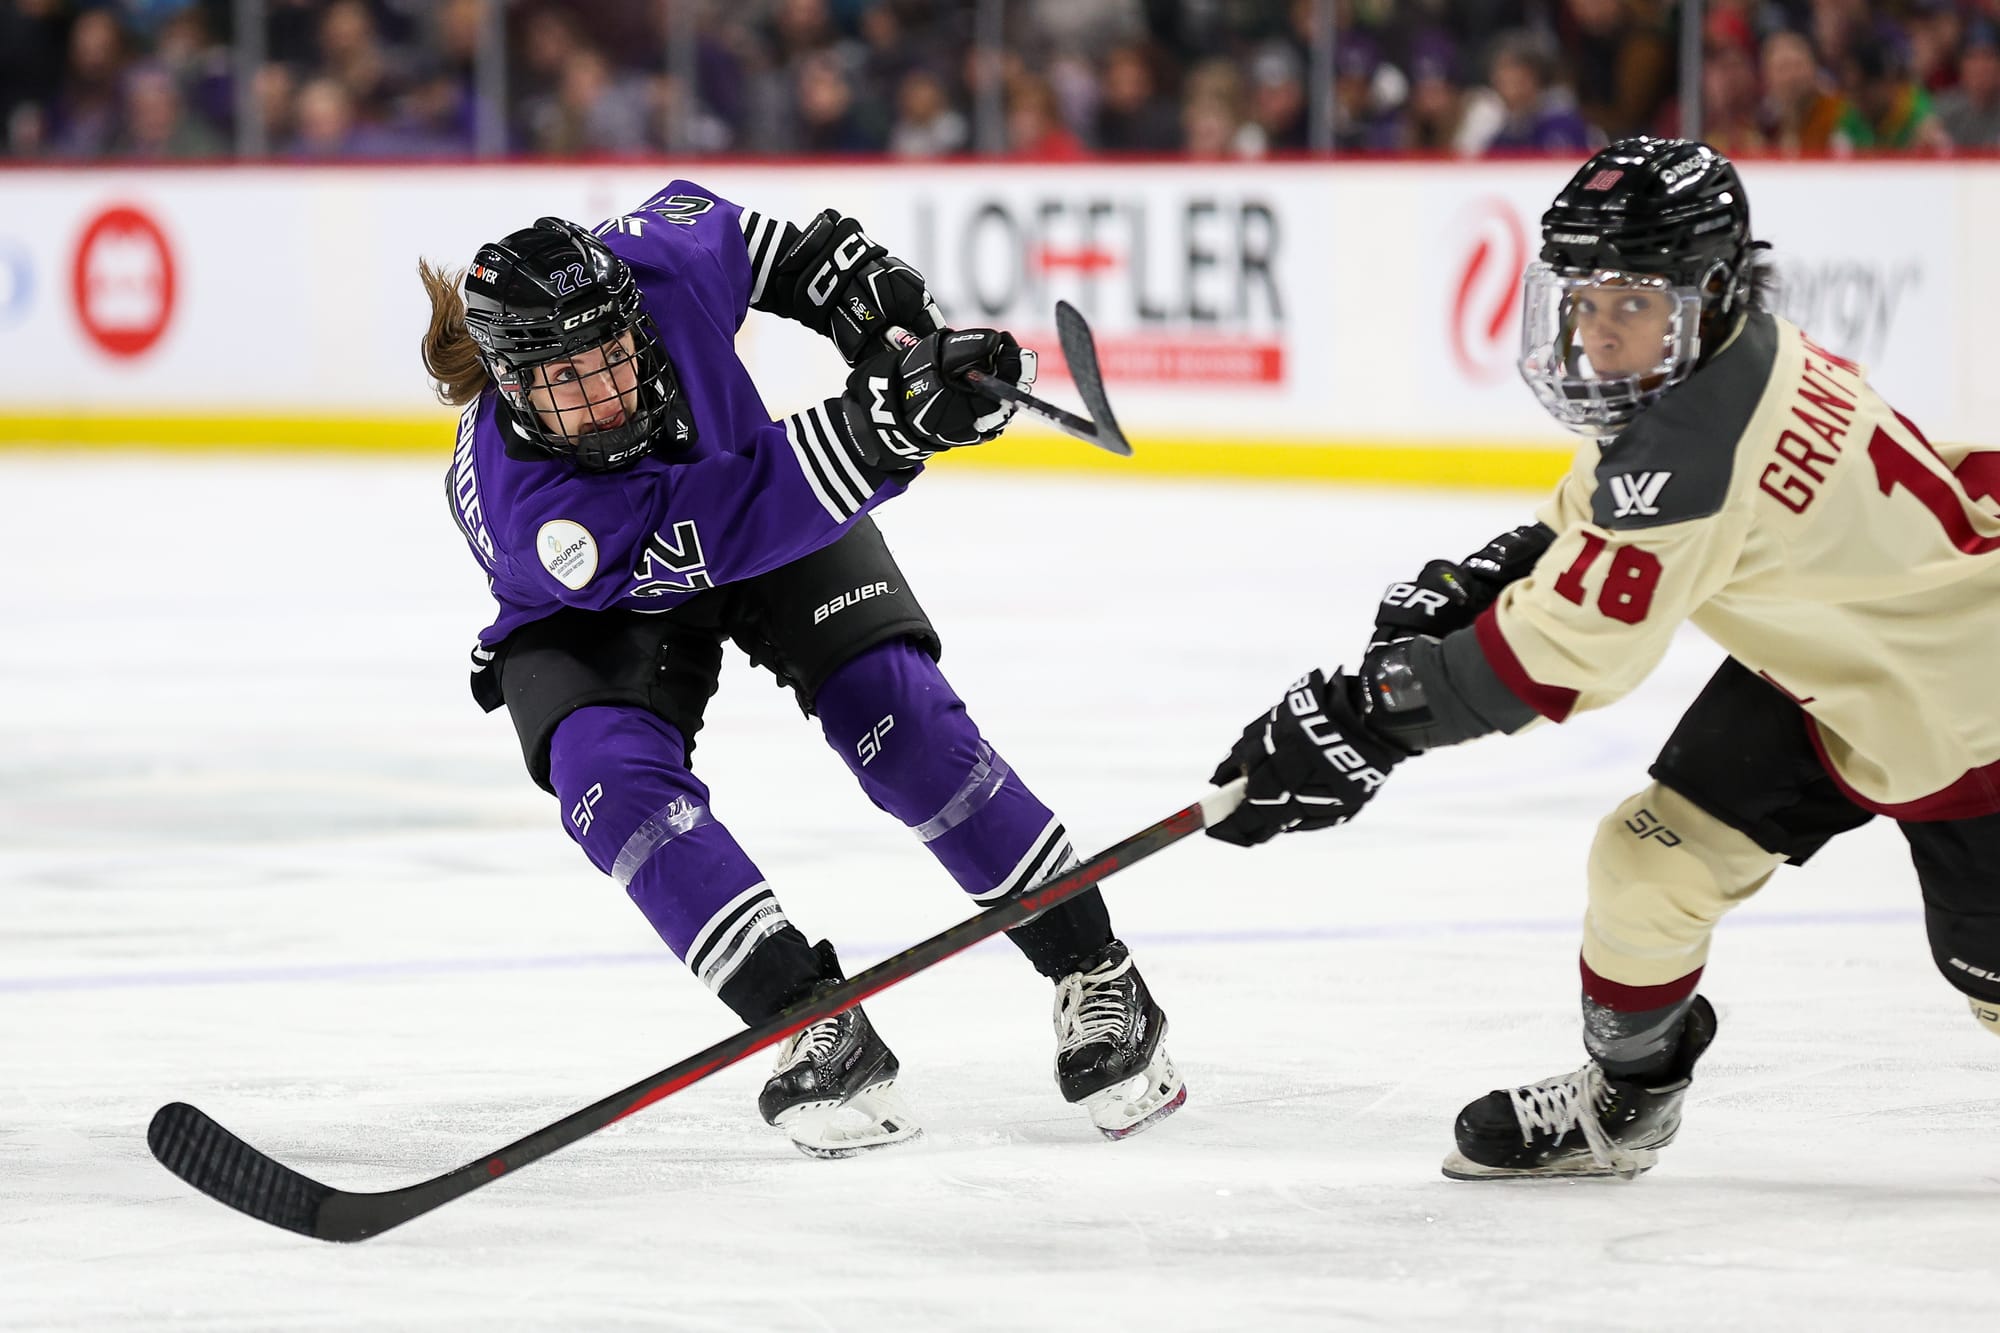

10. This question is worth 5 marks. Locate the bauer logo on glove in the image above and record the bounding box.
[1206,668,1406,847]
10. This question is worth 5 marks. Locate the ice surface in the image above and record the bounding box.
[3,455,1994,1331]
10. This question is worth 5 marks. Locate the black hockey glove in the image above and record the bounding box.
[838,327,1038,466]
[763,210,945,364]
[1367,523,1555,654]
[1205,668,1409,847]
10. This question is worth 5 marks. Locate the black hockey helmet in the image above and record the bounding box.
[1519,137,1757,435]
[461,217,692,471]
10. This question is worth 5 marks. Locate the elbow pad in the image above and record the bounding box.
[1358,633,1538,752]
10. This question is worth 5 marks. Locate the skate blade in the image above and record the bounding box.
[1440,1147,1657,1182]
[1085,1050,1186,1141]
[783,1082,924,1160]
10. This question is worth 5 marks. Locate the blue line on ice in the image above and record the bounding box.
[0,907,1919,994]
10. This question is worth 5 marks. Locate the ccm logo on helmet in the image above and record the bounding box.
[562,300,614,331]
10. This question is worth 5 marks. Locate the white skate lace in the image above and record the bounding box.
[1052,956,1133,1054]
[772,1016,843,1071]
[1507,1063,1641,1177]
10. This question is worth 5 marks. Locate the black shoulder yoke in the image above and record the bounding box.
[1591,310,1778,531]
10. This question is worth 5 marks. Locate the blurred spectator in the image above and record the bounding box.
[1047,52,1102,137]
[52,9,129,157]
[392,0,483,154]
[154,8,235,134]
[1331,34,1404,152]
[115,62,224,158]
[889,68,968,157]
[254,60,299,150]
[1935,23,2000,147]
[1837,37,1949,150]
[1693,22,1768,155]
[1247,41,1308,152]
[1025,0,1145,61]
[794,49,882,152]
[1907,0,1964,94]
[1809,0,1867,79]
[1397,28,1471,152]
[528,47,654,155]
[1463,29,1594,154]
[1181,58,1263,158]
[1007,73,1086,157]
[1760,29,1853,153]
[1096,43,1180,151]
[2,0,67,155]
[1560,0,1673,140]
[317,0,407,124]
[289,75,358,155]
[6,0,1990,162]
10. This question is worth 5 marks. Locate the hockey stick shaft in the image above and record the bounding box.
[149,779,1247,1242]
[884,305,1132,456]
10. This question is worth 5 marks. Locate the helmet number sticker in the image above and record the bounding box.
[549,263,592,296]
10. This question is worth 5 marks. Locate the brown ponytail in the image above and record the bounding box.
[417,258,490,406]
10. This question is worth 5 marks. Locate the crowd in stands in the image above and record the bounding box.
[4,0,1999,160]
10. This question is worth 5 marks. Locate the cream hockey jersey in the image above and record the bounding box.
[1438,310,2000,820]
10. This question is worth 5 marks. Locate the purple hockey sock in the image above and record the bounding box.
[547,705,821,1016]
[813,641,1113,977]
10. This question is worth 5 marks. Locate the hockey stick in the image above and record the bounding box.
[148,778,1247,1243]
[885,300,1132,457]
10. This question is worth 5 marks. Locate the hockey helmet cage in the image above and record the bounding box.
[461,217,693,471]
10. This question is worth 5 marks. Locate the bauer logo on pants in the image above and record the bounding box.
[537,519,599,590]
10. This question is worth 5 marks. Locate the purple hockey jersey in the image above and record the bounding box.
[445,180,914,649]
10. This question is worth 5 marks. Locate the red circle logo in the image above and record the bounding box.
[73,205,177,359]
[1448,198,1526,384]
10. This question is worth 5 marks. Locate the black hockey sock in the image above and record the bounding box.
[1004,888,1114,980]
[715,926,832,1025]
[1583,992,1694,1081]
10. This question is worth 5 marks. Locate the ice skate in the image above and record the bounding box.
[1052,939,1186,1139]
[1442,994,1717,1181]
[759,986,921,1160]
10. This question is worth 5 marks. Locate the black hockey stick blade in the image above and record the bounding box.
[1052,300,1131,457]
[883,316,1132,456]
[149,779,1248,1242]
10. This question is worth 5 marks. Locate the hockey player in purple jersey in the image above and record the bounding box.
[415,182,1185,1157]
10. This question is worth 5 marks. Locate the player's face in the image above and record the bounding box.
[1569,282,1677,379]
[525,332,642,441]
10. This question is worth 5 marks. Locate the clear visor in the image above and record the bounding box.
[1517,264,1704,436]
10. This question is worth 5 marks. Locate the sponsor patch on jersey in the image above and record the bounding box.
[537,519,599,590]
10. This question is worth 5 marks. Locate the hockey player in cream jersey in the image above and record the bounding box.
[1206,137,2000,1178]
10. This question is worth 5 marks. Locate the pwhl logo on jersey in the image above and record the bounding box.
[1609,471,1671,518]
[908,191,1285,385]
[72,204,176,359]
[1447,197,1527,385]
